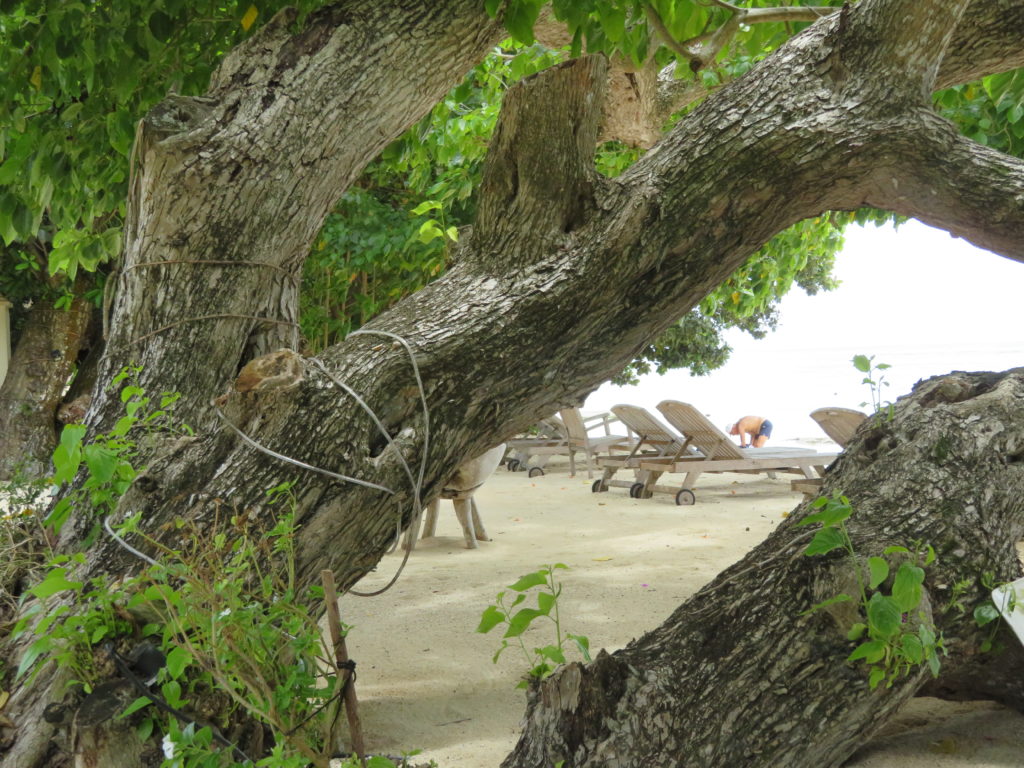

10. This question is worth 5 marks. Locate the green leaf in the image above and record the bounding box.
[797,498,852,528]
[508,571,549,592]
[16,637,53,680]
[503,607,544,638]
[567,632,591,661]
[410,199,442,215]
[868,666,886,689]
[84,444,120,484]
[118,696,152,719]
[847,622,867,641]
[891,563,924,612]
[476,605,505,634]
[416,220,443,243]
[60,424,87,450]
[848,639,885,664]
[973,601,1001,627]
[165,646,190,679]
[536,591,556,616]
[504,0,542,44]
[161,680,183,709]
[90,624,110,644]
[852,354,871,372]
[43,497,73,533]
[867,593,903,639]
[484,0,502,17]
[867,557,889,590]
[148,11,174,43]
[30,567,84,599]
[803,527,846,556]
[900,633,924,664]
[536,644,566,664]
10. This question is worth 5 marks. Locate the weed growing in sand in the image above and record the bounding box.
[477,563,591,688]
[799,493,944,689]
[852,353,894,418]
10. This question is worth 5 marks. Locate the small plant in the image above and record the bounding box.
[800,494,944,689]
[45,364,190,536]
[852,353,893,418]
[477,564,591,688]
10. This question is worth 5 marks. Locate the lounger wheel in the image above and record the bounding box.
[629,482,644,498]
[506,459,520,472]
[591,479,607,493]
[675,489,696,506]
[528,466,544,478]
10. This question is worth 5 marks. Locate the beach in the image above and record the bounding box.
[338,458,1024,767]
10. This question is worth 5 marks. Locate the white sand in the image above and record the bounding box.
[339,460,1024,767]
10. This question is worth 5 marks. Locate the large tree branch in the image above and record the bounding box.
[863,109,1024,260]
[96,0,503,431]
[843,0,971,98]
[936,0,1024,89]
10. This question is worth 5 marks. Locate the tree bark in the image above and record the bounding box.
[0,291,92,481]
[5,0,1024,766]
[503,369,1024,768]
[91,0,505,435]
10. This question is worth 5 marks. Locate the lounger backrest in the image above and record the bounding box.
[810,407,867,448]
[610,404,688,456]
[656,401,744,460]
[558,407,590,445]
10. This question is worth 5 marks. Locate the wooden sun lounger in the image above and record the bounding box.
[633,400,839,505]
[592,404,698,497]
[506,409,634,478]
[810,407,868,448]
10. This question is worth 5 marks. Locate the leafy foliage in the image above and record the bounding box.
[8,375,359,765]
[799,494,944,689]
[935,69,1024,156]
[478,563,591,688]
[0,0,327,274]
[852,353,893,417]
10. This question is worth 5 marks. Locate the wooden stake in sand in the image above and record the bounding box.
[321,569,366,762]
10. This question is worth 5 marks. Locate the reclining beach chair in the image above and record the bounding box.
[810,407,867,448]
[592,404,696,497]
[636,400,839,505]
[504,414,568,473]
[516,408,635,478]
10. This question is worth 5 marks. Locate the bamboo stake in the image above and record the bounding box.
[321,569,366,763]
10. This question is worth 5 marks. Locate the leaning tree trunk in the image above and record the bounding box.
[503,369,1024,768]
[4,0,1024,766]
[0,288,92,481]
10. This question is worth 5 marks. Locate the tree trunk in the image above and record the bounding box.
[4,1,1024,766]
[0,292,92,481]
[90,0,505,436]
[503,369,1024,768]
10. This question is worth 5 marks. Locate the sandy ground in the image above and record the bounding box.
[337,456,1024,767]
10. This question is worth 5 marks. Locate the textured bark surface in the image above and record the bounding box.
[0,293,92,481]
[4,0,1024,765]
[91,0,505,435]
[504,370,1024,768]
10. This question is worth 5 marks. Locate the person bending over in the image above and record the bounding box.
[728,415,772,448]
